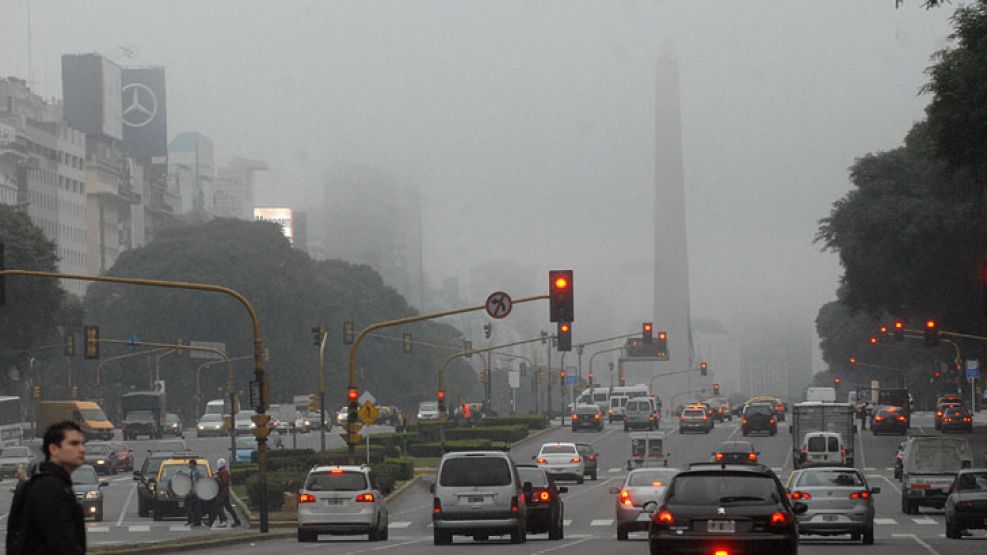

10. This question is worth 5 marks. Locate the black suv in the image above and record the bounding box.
[517,465,567,540]
[647,466,805,555]
[133,450,198,517]
[741,403,777,436]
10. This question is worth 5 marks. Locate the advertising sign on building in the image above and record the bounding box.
[61,54,123,141]
[254,207,294,245]
[121,67,168,160]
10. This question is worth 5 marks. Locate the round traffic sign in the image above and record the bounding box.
[485,291,513,319]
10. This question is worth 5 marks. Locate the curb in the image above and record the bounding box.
[89,530,295,554]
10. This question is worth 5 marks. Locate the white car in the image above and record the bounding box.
[336,406,349,426]
[799,431,846,466]
[234,410,255,436]
[534,442,585,484]
[297,464,388,542]
[417,401,440,421]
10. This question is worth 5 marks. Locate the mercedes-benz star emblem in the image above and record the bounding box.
[121,83,158,128]
[717,507,726,514]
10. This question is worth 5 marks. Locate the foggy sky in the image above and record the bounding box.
[0,1,953,367]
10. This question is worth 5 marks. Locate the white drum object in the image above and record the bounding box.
[194,476,220,501]
[169,473,192,497]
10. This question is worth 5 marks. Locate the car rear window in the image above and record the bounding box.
[807,436,828,452]
[305,471,368,491]
[628,469,677,486]
[828,437,840,451]
[797,469,863,487]
[440,457,512,487]
[575,444,593,455]
[956,472,987,491]
[671,474,779,506]
[684,409,704,417]
[540,444,577,454]
[518,467,549,487]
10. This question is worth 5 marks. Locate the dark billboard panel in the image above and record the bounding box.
[61,53,123,140]
[121,67,168,160]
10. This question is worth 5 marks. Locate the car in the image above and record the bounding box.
[901,436,974,514]
[234,410,256,435]
[945,469,987,538]
[297,464,389,542]
[706,397,732,422]
[798,432,846,467]
[747,395,787,421]
[84,442,118,475]
[517,465,566,539]
[417,401,440,421]
[377,405,402,426]
[151,457,213,521]
[71,464,108,521]
[678,406,712,434]
[870,405,908,435]
[940,406,973,433]
[571,403,603,431]
[164,413,183,436]
[712,441,760,465]
[647,465,805,554]
[298,411,328,431]
[627,431,670,469]
[624,397,659,431]
[234,436,258,463]
[195,414,226,437]
[336,406,350,426]
[935,400,963,430]
[574,442,599,480]
[109,441,134,473]
[786,466,877,544]
[0,446,36,479]
[612,467,678,540]
[741,403,777,436]
[133,450,199,518]
[534,442,585,484]
[608,394,630,423]
[432,451,527,544]
[122,410,160,440]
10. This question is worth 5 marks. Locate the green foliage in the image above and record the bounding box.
[245,471,305,511]
[475,415,549,430]
[444,425,528,443]
[407,439,506,457]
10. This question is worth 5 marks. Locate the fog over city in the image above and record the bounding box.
[0,0,953,370]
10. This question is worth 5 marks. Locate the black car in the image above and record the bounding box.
[518,465,566,540]
[165,413,183,436]
[870,405,908,435]
[134,450,198,517]
[575,442,599,481]
[647,466,805,555]
[84,442,117,475]
[945,469,987,538]
[571,404,604,432]
[712,441,760,465]
[741,404,777,436]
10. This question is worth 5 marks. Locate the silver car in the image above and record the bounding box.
[297,464,388,542]
[535,442,585,484]
[786,466,878,544]
[611,467,678,540]
[432,451,527,545]
[624,397,658,431]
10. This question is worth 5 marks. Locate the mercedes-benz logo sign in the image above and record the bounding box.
[121,83,158,128]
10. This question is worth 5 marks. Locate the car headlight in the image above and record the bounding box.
[304,420,311,426]
[197,425,204,430]
[250,422,256,428]
[85,491,100,499]
[96,459,106,465]
[171,423,178,428]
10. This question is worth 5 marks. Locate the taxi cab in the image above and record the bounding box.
[152,457,212,521]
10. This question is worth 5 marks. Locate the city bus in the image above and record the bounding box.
[0,396,25,447]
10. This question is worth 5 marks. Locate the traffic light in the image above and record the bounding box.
[699,361,708,376]
[834,376,841,385]
[588,372,593,384]
[619,374,626,385]
[849,356,857,365]
[879,325,888,335]
[483,323,492,339]
[560,370,566,386]
[347,387,359,424]
[933,370,942,379]
[343,321,355,345]
[642,322,654,343]
[548,270,574,322]
[557,322,572,352]
[893,320,905,341]
[308,393,320,412]
[63,333,75,357]
[656,330,668,354]
[869,336,878,345]
[924,320,939,346]
[312,323,325,346]
[402,332,412,353]
[84,326,99,359]
[713,383,720,395]
[437,390,446,413]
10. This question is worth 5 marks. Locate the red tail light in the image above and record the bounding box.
[510,495,520,512]
[619,489,632,506]
[769,511,793,527]
[587,454,596,461]
[571,414,578,421]
[741,418,748,424]
[355,493,375,502]
[715,452,724,461]
[874,416,885,422]
[897,416,907,422]
[536,457,547,464]
[718,408,724,413]
[433,498,442,513]
[715,550,730,555]
[849,490,870,500]
[537,490,551,503]
[748,452,758,462]
[963,417,972,422]
[570,457,582,463]
[299,493,317,503]
[790,491,811,500]
[594,413,600,420]
[655,509,675,526]
[944,417,953,423]
[769,418,776,424]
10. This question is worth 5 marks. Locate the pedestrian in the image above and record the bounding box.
[5,420,87,554]
[184,459,203,527]
[213,458,242,527]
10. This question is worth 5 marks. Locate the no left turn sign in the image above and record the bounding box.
[485,291,513,319]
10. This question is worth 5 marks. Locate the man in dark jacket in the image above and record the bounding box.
[6,420,87,554]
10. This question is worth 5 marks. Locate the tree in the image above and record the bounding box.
[0,205,67,391]
[82,218,479,419]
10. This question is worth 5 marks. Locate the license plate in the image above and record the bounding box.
[327,498,344,505]
[468,497,484,503]
[707,520,735,533]
[823,514,838,522]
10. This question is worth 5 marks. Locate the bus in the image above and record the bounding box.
[571,385,650,412]
[0,396,25,447]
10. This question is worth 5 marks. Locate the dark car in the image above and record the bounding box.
[134,450,198,517]
[741,403,777,436]
[571,404,604,432]
[165,413,183,436]
[647,467,805,555]
[945,469,987,538]
[518,465,566,540]
[71,464,108,521]
[122,410,161,440]
[870,405,908,435]
[706,397,732,422]
[935,401,962,430]
[941,406,973,434]
[575,442,599,481]
[84,442,117,475]
[109,441,134,473]
[712,441,760,465]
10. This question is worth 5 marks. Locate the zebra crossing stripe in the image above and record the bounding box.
[912,517,937,525]
[589,519,613,526]
[128,525,151,532]
[388,521,412,529]
[169,525,190,532]
[874,518,897,525]
[607,467,622,473]
[87,526,110,533]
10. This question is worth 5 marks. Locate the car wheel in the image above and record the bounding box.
[433,530,452,545]
[138,496,149,518]
[95,502,104,522]
[297,528,317,542]
[946,517,961,539]
[901,496,912,514]
[577,475,585,484]
[591,471,597,481]
[617,524,629,541]
[510,526,526,544]
[549,516,564,540]
[152,498,162,521]
[863,525,874,545]
[851,531,861,542]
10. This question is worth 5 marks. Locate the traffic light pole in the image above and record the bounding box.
[318,330,328,452]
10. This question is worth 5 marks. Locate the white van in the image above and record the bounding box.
[799,431,846,466]
[204,399,227,415]
[609,395,630,423]
[572,385,650,412]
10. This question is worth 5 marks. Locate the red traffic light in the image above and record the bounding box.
[869,337,878,344]
[934,371,941,378]
[926,320,937,329]
[834,377,841,384]
[553,276,569,290]
[849,356,857,364]
[560,370,566,378]
[894,321,904,330]
[879,325,888,334]
[658,331,667,341]
[700,361,708,370]
[560,323,570,333]
[437,390,445,400]
[347,388,359,401]
[643,323,653,332]
[548,270,574,323]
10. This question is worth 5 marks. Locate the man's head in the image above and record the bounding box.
[188,459,197,467]
[43,421,86,471]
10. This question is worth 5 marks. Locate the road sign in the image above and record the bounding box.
[127,335,141,351]
[508,371,520,389]
[358,391,376,405]
[966,359,980,379]
[485,291,513,319]
[564,366,578,385]
[358,401,379,425]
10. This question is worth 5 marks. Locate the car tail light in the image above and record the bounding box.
[776,406,783,411]
[537,490,551,503]
[355,493,375,502]
[963,417,972,422]
[741,417,748,424]
[937,411,943,417]
[715,453,724,461]
[718,408,724,413]
[790,491,811,500]
[330,469,344,474]
[619,489,632,506]
[944,417,953,423]
[840,447,846,460]
[594,413,601,420]
[536,457,547,464]
[570,457,582,463]
[748,452,758,462]
[897,416,907,422]
[849,490,870,500]
[299,493,317,503]
[874,415,885,422]
[433,498,442,513]
[651,481,664,487]
[715,551,730,555]
[587,454,596,461]
[654,509,674,526]
[702,415,708,421]
[511,495,520,512]
[769,511,793,527]
[769,417,776,424]
[571,414,578,421]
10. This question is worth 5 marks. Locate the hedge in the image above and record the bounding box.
[444,425,528,443]
[243,459,415,509]
[475,415,548,430]
[407,439,509,457]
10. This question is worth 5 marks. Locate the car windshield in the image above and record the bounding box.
[628,469,678,487]
[86,444,111,456]
[907,441,971,473]
[671,474,779,506]
[1,447,30,457]
[540,445,577,455]
[439,457,512,487]
[305,471,367,491]
[419,402,438,411]
[797,469,864,487]
[518,467,549,487]
[71,466,98,485]
[80,409,107,421]
[684,409,704,417]
[956,472,987,491]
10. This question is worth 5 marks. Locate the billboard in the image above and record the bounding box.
[121,67,168,160]
[254,207,294,245]
[61,54,123,140]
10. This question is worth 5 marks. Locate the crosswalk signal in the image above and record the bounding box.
[548,270,574,323]
[402,332,413,353]
[893,320,905,341]
[924,320,939,346]
[312,323,325,346]
[557,322,572,352]
[699,361,708,376]
[84,326,99,359]
[64,333,75,357]
[642,322,653,343]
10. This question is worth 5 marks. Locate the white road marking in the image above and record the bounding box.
[890,533,943,555]
[607,467,621,473]
[589,519,612,526]
[563,519,573,526]
[169,525,191,532]
[912,517,938,525]
[885,467,895,471]
[87,526,110,533]
[116,483,138,527]
[528,535,595,555]
[388,521,411,528]
[128,525,150,532]
[874,518,897,525]
[341,536,430,554]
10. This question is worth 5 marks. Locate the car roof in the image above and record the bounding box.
[540,442,577,448]
[680,464,775,476]
[441,450,512,459]
[718,441,754,451]
[310,464,371,473]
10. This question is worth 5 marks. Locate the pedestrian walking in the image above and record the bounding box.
[212,458,242,527]
[5,420,87,554]
[184,459,203,527]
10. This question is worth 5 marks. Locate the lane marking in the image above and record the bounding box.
[128,525,150,532]
[912,517,938,525]
[341,536,430,555]
[388,521,411,529]
[877,474,902,495]
[864,467,876,471]
[874,518,897,525]
[87,526,110,533]
[564,519,573,526]
[589,519,612,526]
[528,535,595,555]
[890,533,942,555]
[116,483,138,527]
[607,467,621,473]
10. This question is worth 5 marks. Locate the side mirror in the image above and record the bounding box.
[609,487,620,495]
[558,486,568,494]
[870,486,881,495]
[792,502,809,514]
[429,483,435,494]
[99,480,109,487]
[641,501,658,514]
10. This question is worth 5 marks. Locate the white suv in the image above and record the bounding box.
[534,442,585,484]
[297,465,389,542]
